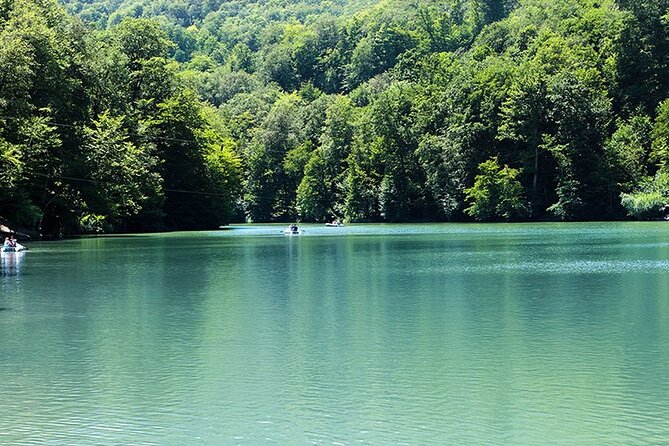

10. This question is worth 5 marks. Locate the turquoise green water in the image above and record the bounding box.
[1,223,669,444]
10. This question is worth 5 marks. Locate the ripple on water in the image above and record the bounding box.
[3,223,669,444]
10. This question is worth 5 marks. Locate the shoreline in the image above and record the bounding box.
[3,212,667,242]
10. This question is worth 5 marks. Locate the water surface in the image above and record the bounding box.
[1,223,669,444]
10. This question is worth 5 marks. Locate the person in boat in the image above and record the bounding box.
[289,224,298,232]
[9,237,17,248]
[3,237,11,251]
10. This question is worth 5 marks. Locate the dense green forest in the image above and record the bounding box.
[1,0,668,236]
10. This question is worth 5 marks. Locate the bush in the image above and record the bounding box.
[620,172,669,220]
[465,157,529,221]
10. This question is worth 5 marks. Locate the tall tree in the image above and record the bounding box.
[81,111,162,232]
[465,156,529,221]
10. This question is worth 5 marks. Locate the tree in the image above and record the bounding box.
[620,99,669,220]
[112,18,173,69]
[347,25,415,88]
[10,115,74,235]
[615,0,669,113]
[416,134,466,220]
[296,152,331,220]
[478,0,515,25]
[3,0,668,234]
[620,173,669,219]
[0,30,34,118]
[81,111,162,231]
[544,70,611,220]
[603,114,653,194]
[200,126,243,226]
[244,94,305,221]
[144,90,241,229]
[369,82,425,220]
[498,64,548,210]
[296,95,356,220]
[650,99,669,169]
[342,111,382,222]
[258,45,299,91]
[465,157,528,221]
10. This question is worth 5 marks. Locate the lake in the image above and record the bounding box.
[1,223,669,444]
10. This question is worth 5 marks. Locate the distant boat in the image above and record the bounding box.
[1,242,27,252]
[325,220,344,227]
[283,224,302,235]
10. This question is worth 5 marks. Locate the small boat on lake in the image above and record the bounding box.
[1,239,27,252]
[1,246,27,253]
[325,220,344,227]
[283,224,302,235]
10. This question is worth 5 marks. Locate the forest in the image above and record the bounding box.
[0,0,668,237]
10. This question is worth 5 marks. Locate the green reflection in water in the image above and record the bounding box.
[1,223,669,444]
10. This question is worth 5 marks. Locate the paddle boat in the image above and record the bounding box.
[283,224,303,235]
[2,239,27,252]
[1,245,27,252]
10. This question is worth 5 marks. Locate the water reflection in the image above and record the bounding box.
[2,224,669,444]
[0,251,25,277]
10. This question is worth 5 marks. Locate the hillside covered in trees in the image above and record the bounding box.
[1,0,668,237]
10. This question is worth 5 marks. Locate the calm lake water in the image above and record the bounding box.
[1,223,669,444]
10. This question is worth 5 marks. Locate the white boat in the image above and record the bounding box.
[1,242,27,252]
[283,225,302,235]
[325,222,344,227]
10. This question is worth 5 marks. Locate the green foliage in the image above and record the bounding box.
[343,164,379,222]
[3,115,65,232]
[112,18,173,66]
[0,30,34,116]
[146,90,241,229]
[370,82,425,220]
[79,213,109,233]
[619,100,669,220]
[296,151,331,221]
[0,137,23,190]
[294,95,355,221]
[465,157,529,221]
[417,134,466,219]
[201,132,243,225]
[651,99,669,169]
[81,111,163,228]
[0,0,244,235]
[604,114,653,194]
[244,93,306,221]
[620,173,669,219]
[615,0,669,113]
[1,0,669,235]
